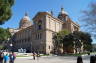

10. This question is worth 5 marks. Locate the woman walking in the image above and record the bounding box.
[4,54,9,63]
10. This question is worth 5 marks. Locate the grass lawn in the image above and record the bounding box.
[60,52,89,56]
[16,55,30,57]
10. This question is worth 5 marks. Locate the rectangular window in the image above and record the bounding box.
[39,33,42,39]
[35,34,37,39]
[38,25,42,30]
[35,33,42,40]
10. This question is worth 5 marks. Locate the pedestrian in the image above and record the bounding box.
[0,52,4,63]
[9,52,16,63]
[4,54,9,63]
[90,56,95,63]
[77,56,83,63]
[94,56,96,63]
[37,52,40,60]
[33,52,35,60]
[12,52,16,60]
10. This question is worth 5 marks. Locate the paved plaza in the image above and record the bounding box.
[15,55,90,63]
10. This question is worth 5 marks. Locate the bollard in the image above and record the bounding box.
[77,56,83,63]
[90,56,95,63]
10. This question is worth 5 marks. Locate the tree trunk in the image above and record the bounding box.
[81,42,84,53]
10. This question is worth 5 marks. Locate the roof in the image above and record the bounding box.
[33,12,64,23]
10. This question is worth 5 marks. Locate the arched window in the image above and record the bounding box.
[37,20,42,30]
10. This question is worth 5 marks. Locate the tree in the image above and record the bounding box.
[53,30,92,54]
[81,2,96,39]
[72,31,92,52]
[63,33,74,53]
[0,28,11,49]
[0,45,4,49]
[0,28,11,43]
[0,0,14,24]
[63,31,92,53]
[53,29,70,54]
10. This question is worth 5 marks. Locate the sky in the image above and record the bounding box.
[0,0,94,28]
[0,0,96,43]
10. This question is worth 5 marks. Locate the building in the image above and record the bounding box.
[10,8,79,54]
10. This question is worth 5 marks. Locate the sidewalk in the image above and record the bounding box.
[15,55,90,63]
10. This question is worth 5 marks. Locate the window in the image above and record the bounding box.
[37,20,42,30]
[39,33,42,39]
[35,34,37,39]
[49,46,50,50]
[35,33,42,40]
[38,25,42,30]
[35,34,39,39]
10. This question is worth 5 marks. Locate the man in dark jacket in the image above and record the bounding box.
[9,52,16,63]
[0,52,4,63]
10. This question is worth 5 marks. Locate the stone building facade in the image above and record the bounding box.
[10,8,79,54]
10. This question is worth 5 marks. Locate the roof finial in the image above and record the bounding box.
[51,10,53,16]
[25,12,28,16]
[61,6,64,12]
[60,6,68,15]
[61,6,64,14]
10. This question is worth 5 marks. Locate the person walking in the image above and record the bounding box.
[4,54,9,63]
[77,56,83,63]
[9,52,16,63]
[90,56,95,63]
[0,52,4,63]
[37,52,40,60]
[33,52,35,60]
[12,52,16,61]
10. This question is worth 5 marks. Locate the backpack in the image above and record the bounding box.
[9,54,14,60]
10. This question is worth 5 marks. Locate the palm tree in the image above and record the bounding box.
[53,29,70,54]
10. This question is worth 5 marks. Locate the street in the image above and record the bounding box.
[15,55,90,63]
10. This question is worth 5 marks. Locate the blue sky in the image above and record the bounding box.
[0,0,96,43]
[0,0,94,28]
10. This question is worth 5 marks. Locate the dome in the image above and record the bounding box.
[58,7,69,21]
[19,13,32,29]
[22,13,31,21]
[60,7,68,15]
